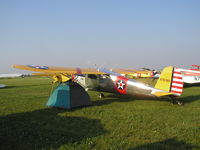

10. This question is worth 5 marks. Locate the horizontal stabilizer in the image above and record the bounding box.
[152,91,174,97]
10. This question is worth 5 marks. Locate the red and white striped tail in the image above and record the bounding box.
[170,68,184,96]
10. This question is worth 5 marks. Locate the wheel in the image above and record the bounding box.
[171,99,184,105]
[98,93,105,99]
[176,100,184,106]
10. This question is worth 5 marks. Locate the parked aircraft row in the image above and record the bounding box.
[143,68,200,85]
[12,64,200,105]
[0,64,195,106]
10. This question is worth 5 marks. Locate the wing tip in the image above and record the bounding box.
[12,64,19,68]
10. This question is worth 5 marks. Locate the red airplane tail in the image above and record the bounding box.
[170,67,184,96]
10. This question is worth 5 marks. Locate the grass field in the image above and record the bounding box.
[0,77,200,150]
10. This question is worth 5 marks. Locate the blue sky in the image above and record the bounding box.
[1,0,200,73]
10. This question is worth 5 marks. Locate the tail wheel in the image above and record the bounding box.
[98,93,105,99]
[171,98,184,105]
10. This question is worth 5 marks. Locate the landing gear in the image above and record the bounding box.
[98,93,105,99]
[171,99,184,105]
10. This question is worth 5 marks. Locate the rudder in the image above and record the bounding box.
[170,67,183,96]
[155,66,183,96]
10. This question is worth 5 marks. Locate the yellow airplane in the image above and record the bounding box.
[112,68,155,78]
[13,65,184,105]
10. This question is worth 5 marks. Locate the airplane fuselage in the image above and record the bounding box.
[183,76,200,84]
[75,74,159,98]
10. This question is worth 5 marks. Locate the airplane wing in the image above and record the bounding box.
[112,68,154,78]
[13,65,152,75]
[112,68,152,74]
[179,68,200,76]
[12,65,104,75]
[13,64,107,83]
[13,64,154,83]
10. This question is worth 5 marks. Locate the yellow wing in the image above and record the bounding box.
[13,64,105,83]
[112,68,153,78]
[112,68,139,74]
[112,68,151,74]
[12,65,104,74]
[152,91,174,97]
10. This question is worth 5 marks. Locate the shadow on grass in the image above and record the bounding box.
[184,83,200,88]
[180,95,200,104]
[92,93,200,107]
[129,138,199,150]
[92,94,167,107]
[0,108,107,150]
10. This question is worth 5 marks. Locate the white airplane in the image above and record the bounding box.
[0,73,23,78]
[0,84,6,88]
[179,69,200,84]
[150,67,200,85]
[0,73,24,88]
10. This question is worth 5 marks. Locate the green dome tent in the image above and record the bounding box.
[46,82,91,109]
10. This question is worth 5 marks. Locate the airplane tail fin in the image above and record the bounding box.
[154,66,183,97]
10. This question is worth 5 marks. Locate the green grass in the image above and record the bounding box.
[0,77,200,150]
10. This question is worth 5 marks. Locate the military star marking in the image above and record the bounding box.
[117,80,126,90]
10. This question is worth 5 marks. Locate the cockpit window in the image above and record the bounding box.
[99,75,108,79]
[88,74,98,79]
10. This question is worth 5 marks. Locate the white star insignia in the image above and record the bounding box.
[117,80,126,89]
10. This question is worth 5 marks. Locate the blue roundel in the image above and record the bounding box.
[27,65,49,70]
